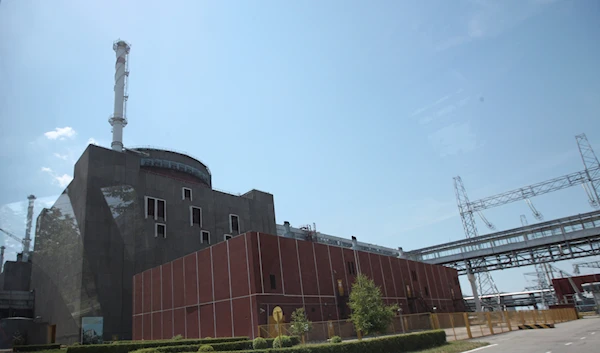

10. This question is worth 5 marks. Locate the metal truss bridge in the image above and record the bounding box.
[406,210,600,275]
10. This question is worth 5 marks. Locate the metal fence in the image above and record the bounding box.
[258,308,578,342]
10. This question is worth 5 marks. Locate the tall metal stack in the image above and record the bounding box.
[108,39,131,152]
[23,194,35,262]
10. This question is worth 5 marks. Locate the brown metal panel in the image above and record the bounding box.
[133,273,143,315]
[229,235,250,298]
[152,312,161,339]
[186,306,200,338]
[314,243,334,296]
[258,233,283,294]
[232,297,252,338]
[151,267,162,312]
[342,248,357,285]
[331,247,350,295]
[279,237,301,295]
[199,304,215,338]
[162,310,173,339]
[381,255,397,298]
[197,249,213,303]
[245,233,261,294]
[212,242,230,301]
[172,258,185,308]
[162,263,173,310]
[356,251,372,279]
[133,314,142,340]
[142,270,152,313]
[369,253,386,296]
[215,301,233,337]
[184,253,198,306]
[173,308,186,337]
[142,313,151,340]
[297,240,319,296]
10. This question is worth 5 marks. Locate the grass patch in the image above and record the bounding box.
[411,341,488,353]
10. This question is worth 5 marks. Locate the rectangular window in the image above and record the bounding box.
[351,262,356,275]
[157,200,165,220]
[190,207,202,227]
[224,234,232,241]
[146,197,155,218]
[156,223,166,238]
[145,197,166,221]
[229,214,239,234]
[347,261,356,275]
[182,187,192,201]
[270,274,277,290]
[201,230,210,244]
[411,270,417,281]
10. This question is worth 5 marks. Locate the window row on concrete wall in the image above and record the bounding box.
[144,193,241,241]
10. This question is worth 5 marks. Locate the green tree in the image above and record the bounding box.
[290,308,312,343]
[348,273,398,337]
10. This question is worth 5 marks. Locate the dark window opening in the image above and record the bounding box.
[311,308,315,313]
[411,270,417,281]
[270,274,276,290]
[202,231,210,244]
[347,261,356,275]
[230,214,240,234]
[157,200,165,220]
[424,286,429,297]
[156,224,166,238]
[192,207,201,226]
[352,261,356,275]
[183,188,192,200]
[147,197,155,217]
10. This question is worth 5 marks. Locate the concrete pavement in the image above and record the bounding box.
[468,316,600,353]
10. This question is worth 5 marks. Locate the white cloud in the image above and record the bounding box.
[53,153,68,160]
[87,138,98,145]
[44,127,76,140]
[40,167,73,188]
[428,122,480,157]
[55,174,73,188]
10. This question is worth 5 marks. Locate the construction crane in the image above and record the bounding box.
[0,227,26,257]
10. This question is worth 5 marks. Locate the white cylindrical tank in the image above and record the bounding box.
[109,39,131,152]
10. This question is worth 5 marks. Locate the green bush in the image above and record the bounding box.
[13,344,62,352]
[252,338,268,350]
[67,337,248,353]
[197,345,214,352]
[273,336,293,349]
[211,330,445,353]
[330,336,342,344]
[172,335,183,340]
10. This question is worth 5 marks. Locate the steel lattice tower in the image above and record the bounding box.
[454,176,500,312]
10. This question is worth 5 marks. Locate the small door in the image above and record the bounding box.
[48,325,56,343]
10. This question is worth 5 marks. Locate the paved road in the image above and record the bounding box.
[469,317,600,353]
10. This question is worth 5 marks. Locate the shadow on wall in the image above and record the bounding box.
[0,317,52,349]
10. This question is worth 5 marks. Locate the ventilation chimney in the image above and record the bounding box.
[23,195,35,262]
[109,39,131,152]
[351,236,358,250]
[283,221,292,238]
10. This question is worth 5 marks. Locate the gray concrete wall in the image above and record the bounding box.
[32,144,277,343]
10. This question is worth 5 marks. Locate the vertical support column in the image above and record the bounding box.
[463,313,473,339]
[467,266,482,313]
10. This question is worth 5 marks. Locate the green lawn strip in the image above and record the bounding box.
[410,341,489,353]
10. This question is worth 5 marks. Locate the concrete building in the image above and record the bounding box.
[31,144,277,343]
[132,231,464,340]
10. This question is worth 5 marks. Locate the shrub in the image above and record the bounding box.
[290,308,312,339]
[67,337,248,353]
[252,338,268,350]
[13,344,62,352]
[197,345,214,352]
[348,274,398,336]
[330,336,342,344]
[273,336,293,349]
[172,335,183,340]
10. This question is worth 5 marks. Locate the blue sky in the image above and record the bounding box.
[1,0,599,295]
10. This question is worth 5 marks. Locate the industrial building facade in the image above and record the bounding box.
[31,145,277,343]
[132,231,464,340]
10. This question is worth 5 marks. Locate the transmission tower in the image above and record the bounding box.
[520,215,553,308]
[454,176,500,312]
[454,133,600,311]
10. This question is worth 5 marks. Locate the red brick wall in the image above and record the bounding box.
[132,232,464,340]
[552,273,600,302]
